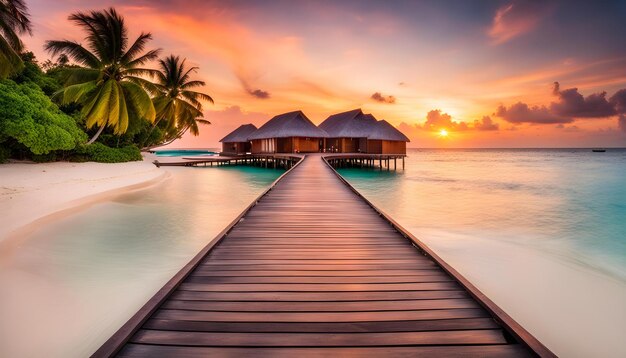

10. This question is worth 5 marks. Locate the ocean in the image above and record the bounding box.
[338,148,626,357]
[1,149,624,357]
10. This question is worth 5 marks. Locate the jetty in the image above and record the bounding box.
[153,153,405,171]
[95,154,553,357]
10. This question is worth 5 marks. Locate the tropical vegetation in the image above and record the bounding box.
[0,3,213,163]
[0,78,86,157]
[143,55,213,149]
[0,0,31,78]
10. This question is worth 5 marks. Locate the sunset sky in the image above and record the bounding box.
[24,0,626,147]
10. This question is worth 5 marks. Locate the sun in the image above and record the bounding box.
[438,129,449,137]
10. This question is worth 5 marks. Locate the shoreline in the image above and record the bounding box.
[0,154,166,248]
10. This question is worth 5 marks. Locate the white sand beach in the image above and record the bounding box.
[0,154,166,245]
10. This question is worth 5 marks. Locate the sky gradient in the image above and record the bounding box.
[23,0,626,147]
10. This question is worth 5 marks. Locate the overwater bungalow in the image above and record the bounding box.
[219,124,258,154]
[367,119,410,154]
[319,109,377,153]
[248,111,328,153]
[319,109,409,154]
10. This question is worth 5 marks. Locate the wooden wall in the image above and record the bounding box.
[382,140,406,154]
[366,140,406,154]
[251,137,321,153]
[293,137,320,153]
[341,138,356,153]
[277,138,293,153]
[366,140,382,154]
[325,138,367,153]
[325,138,341,152]
[222,142,251,154]
[359,138,368,153]
[251,139,276,153]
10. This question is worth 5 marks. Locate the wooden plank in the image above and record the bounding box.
[200,260,436,265]
[153,308,490,322]
[170,290,469,302]
[207,254,424,260]
[178,282,460,292]
[130,329,507,346]
[186,274,452,283]
[211,247,416,253]
[119,344,532,358]
[162,298,480,312]
[189,269,444,277]
[143,317,499,333]
[196,264,437,271]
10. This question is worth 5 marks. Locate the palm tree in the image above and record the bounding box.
[145,55,213,148]
[0,0,32,78]
[45,8,160,144]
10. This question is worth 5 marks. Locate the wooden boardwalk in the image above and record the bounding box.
[96,154,553,357]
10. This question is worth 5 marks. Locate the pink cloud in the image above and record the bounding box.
[488,2,545,45]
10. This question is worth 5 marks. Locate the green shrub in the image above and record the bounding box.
[0,80,87,155]
[74,143,142,163]
[0,146,9,163]
[32,152,59,163]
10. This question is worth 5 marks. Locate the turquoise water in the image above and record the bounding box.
[2,150,625,357]
[0,165,283,358]
[338,148,626,279]
[153,149,218,157]
[338,148,626,357]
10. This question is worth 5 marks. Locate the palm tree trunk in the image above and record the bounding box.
[87,123,106,144]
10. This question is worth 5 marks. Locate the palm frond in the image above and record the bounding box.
[83,79,116,128]
[66,11,108,61]
[188,121,200,136]
[116,83,130,134]
[180,80,205,89]
[125,75,163,95]
[59,67,100,86]
[179,65,199,84]
[0,35,22,77]
[183,90,214,104]
[60,81,98,104]
[123,67,161,78]
[44,40,100,68]
[0,0,31,34]
[126,48,161,68]
[0,17,24,50]
[121,81,156,122]
[121,32,152,63]
[107,78,121,126]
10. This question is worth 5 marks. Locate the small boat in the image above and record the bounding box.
[592,149,606,152]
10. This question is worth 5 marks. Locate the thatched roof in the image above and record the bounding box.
[368,120,410,142]
[248,111,328,140]
[219,124,258,143]
[319,109,378,138]
[319,109,408,141]
[318,109,362,136]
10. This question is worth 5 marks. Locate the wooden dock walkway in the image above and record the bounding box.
[95,154,553,357]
